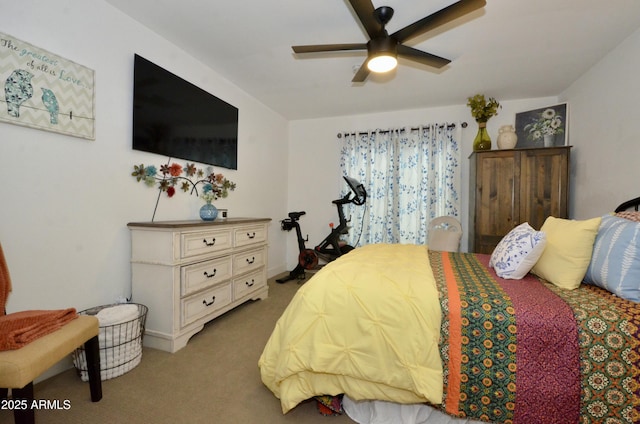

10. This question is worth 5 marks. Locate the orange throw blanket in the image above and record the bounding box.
[0,308,78,351]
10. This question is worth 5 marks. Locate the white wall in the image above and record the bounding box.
[286,97,558,265]
[561,28,640,218]
[0,0,290,322]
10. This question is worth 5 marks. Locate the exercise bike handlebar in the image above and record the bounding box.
[332,193,352,205]
[351,190,366,206]
[332,190,366,206]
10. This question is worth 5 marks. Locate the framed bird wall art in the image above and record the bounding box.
[0,31,95,140]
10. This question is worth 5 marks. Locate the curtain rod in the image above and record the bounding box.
[337,121,468,138]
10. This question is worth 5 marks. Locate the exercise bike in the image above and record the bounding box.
[276,176,367,283]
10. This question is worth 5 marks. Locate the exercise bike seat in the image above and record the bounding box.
[288,211,306,220]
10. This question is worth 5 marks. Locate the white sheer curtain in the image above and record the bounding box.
[340,124,461,246]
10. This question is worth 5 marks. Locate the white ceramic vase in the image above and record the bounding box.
[497,125,518,149]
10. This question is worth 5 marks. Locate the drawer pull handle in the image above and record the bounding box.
[246,257,255,265]
[203,238,216,246]
[247,232,256,239]
[245,279,255,287]
[202,296,216,307]
[204,269,217,278]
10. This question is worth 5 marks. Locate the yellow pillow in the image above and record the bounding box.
[531,216,601,290]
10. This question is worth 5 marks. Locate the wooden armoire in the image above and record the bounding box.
[468,146,571,254]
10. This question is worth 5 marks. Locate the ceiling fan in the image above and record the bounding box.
[292,0,486,82]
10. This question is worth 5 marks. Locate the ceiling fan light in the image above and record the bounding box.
[367,54,397,73]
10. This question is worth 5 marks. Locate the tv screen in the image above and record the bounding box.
[132,54,238,169]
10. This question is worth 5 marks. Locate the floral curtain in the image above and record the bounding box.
[339,124,461,246]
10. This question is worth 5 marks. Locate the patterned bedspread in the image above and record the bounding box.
[431,251,640,424]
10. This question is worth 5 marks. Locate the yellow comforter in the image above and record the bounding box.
[259,243,443,413]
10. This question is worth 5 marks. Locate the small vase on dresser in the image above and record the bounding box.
[473,122,492,151]
[497,125,518,149]
[199,202,218,221]
[467,94,501,151]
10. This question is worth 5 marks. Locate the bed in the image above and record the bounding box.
[259,201,640,424]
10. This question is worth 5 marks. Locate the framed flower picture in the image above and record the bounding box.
[515,103,568,148]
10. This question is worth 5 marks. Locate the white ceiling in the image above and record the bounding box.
[105,0,640,120]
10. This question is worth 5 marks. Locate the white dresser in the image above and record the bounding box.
[127,218,271,353]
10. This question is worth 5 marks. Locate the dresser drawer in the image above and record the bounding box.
[181,228,233,259]
[233,247,266,275]
[181,283,232,327]
[234,224,268,248]
[181,256,232,297]
[233,270,266,299]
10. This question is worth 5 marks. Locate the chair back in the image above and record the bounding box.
[428,216,463,252]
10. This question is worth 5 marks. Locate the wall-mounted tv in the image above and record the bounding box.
[132,54,238,170]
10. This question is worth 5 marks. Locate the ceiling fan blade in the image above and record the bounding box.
[397,45,451,69]
[391,0,486,43]
[347,0,383,39]
[292,43,367,54]
[352,61,371,83]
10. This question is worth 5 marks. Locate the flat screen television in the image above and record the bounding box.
[132,54,238,169]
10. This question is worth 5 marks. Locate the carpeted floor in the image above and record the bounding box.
[0,272,355,423]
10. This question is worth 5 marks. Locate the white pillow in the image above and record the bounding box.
[489,223,547,279]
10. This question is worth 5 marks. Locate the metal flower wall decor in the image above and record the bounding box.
[131,161,236,210]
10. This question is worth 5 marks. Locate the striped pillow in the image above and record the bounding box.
[584,215,640,302]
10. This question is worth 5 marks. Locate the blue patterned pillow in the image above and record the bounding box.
[489,223,547,279]
[584,215,640,302]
